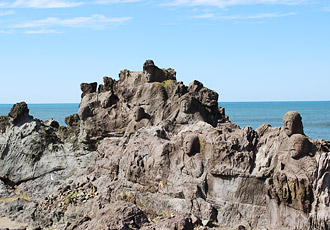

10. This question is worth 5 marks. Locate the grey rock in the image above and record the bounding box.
[1,60,330,230]
[0,107,93,198]
[142,215,193,230]
[67,201,148,230]
[0,116,9,133]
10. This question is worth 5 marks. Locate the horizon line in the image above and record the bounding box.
[0,100,330,104]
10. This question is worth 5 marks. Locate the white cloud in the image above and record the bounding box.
[24,29,63,34]
[13,14,133,29]
[221,12,297,20]
[164,0,309,8]
[93,0,141,4]
[192,11,296,20]
[193,13,215,18]
[0,0,83,8]
[0,10,13,16]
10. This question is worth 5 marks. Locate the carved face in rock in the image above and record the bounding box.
[180,96,193,114]
[143,60,157,82]
[201,89,218,107]
[281,111,304,136]
[144,67,155,82]
[289,134,310,159]
[183,134,200,156]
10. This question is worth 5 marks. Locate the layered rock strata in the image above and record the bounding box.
[0,60,330,230]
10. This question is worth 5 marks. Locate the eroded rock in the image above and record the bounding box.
[1,61,329,230]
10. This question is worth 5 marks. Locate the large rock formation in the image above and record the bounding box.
[0,60,330,230]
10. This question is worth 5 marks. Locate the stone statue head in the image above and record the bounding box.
[183,134,200,156]
[281,111,304,136]
[180,96,193,114]
[143,60,157,82]
[289,134,311,159]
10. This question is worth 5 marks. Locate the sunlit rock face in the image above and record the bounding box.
[1,61,330,230]
[281,111,304,136]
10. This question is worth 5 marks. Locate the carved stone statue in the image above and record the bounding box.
[281,111,304,136]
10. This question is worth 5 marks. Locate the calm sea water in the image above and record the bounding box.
[220,101,330,141]
[0,102,329,141]
[0,104,79,127]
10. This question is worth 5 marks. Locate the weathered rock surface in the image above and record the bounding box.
[0,102,93,198]
[1,60,330,230]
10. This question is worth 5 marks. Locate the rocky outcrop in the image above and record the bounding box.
[78,61,226,149]
[0,102,93,199]
[1,61,330,230]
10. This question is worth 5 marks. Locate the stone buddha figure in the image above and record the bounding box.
[281,111,304,136]
[289,134,311,159]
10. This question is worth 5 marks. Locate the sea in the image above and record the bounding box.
[0,101,329,141]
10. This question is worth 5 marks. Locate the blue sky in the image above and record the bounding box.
[0,0,329,103]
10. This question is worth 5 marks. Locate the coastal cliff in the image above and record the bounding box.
[0,60,330,229]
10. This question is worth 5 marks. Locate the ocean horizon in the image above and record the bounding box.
[1,101,329,141]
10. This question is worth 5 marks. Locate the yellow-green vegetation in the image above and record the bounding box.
[153,80,173,92]
[199,139,206,151]
[66,195,73,203]
[212,220,219,227]
[149,209,176,223]
[158,181,164,189]
[96,139,102,146]
[115,190,135,203]
[0,193,34,202]
[193,224,201,230]
[90,185,96,197]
